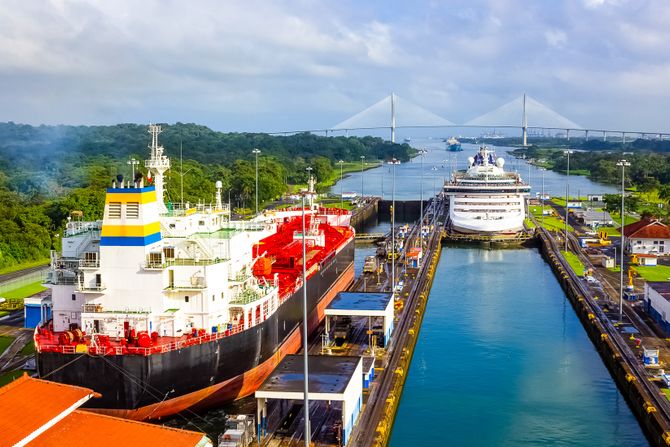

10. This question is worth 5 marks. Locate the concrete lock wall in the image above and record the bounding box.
[538,231,670,447]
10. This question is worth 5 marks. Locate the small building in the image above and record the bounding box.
[406,247,423,269]
[24,295,52,329]
[0,374,212,447]
[635,254,658,266]
[644,282,670,334]
[601,256,615,268]
[325,292,394,347]
[255,355,363,445]
[574,209,613,228]
[587,194,606,202]
[643,347,660,366]
[623,219,670,255]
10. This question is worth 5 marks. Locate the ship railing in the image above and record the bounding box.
[142,258,219,270]
[76,283,106,292]
[65,221,102,237]
[223,221,267,232]
[82,304,151,314]
[79,259,100,268]
[228,271,252,282]
[40,322,250,356]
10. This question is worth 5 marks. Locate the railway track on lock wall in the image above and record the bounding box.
[541,227,670,422]
[352,203,446,446]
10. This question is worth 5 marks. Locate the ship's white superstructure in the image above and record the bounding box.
[46,125,312,340]
[442,145,530,234]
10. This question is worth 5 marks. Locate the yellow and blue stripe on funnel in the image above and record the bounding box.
[100,186,162,246]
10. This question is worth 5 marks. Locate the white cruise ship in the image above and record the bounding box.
[443,145,530,234]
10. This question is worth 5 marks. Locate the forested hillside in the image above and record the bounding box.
[0,122,414,271]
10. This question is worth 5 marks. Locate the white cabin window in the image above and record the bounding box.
[126,202,140,219]
[108,202,121,219]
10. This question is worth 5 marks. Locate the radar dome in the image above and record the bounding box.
[495,158,505,168]
[468,156,475,166]
[215,180,223,188]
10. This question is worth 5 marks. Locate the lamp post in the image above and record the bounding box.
[617,159,631,323]
[563,150,574,252]
[360,155,365,199]
[420,149,425,248]
[252,148,261,214]
[338,160,344,209]
[300,192,311,446]
[540,168,546,227]
[431,166,438,196]
[391,156,397,295]
[127,157,139,184]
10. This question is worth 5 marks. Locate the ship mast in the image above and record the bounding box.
[145,124,171,213]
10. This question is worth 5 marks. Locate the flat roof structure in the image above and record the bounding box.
[327,292,392,313]
[255,355,363,445]
[325,292,395,346]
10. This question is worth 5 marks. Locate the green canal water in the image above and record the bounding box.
[389,247,648,446]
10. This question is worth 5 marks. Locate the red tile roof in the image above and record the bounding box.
[0,374,210,447]
[26,410,209,447]
[0,374,96,447]
[623,219,670,239]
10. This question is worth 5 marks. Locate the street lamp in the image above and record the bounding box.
[540,168,546,227]
[252,148,261,214]
[419,149,425,249]
[127,157,139,184]
[563,150,574,252]
[360,155,365,199]
[300,191,311,446]
[617,159,631,323]
[431,166,438,196]
[338,160,344,209]
[391,156,397,295]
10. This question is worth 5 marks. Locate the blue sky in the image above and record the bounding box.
[0,0,668,133]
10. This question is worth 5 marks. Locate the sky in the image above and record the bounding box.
[0,0,668,133]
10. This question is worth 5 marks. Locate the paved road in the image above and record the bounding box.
[0,265,48,285]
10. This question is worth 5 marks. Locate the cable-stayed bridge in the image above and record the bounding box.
[269,93,669,144]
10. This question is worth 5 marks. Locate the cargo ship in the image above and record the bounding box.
[35,125,355,420]
[446,137,462,152]
[443,145,530,234]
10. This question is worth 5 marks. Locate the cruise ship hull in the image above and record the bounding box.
[449,211,525,234]
[37,239,354,421]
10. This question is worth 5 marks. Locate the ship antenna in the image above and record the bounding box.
[215,180,223,211]
[145,123,170,213]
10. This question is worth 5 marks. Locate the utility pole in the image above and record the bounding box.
[617,159,631,323]
[300,192,311,446]
[360,155,365,199]
[563,150,574,252]
[252,148,261,214]
[391,157,397,295]
[338,160,344,209]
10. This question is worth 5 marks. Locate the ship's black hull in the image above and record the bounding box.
[37,239,354,417]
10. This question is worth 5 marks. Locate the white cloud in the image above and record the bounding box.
[544,29,567,48]
[0,0,668,132]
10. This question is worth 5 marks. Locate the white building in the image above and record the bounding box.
[644,282,670,334]
[623,219,670,255]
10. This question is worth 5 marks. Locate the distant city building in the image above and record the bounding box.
[622,219,670,255]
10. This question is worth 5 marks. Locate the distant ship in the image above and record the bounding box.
[443,145,530,234]
[446,137,462,152]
